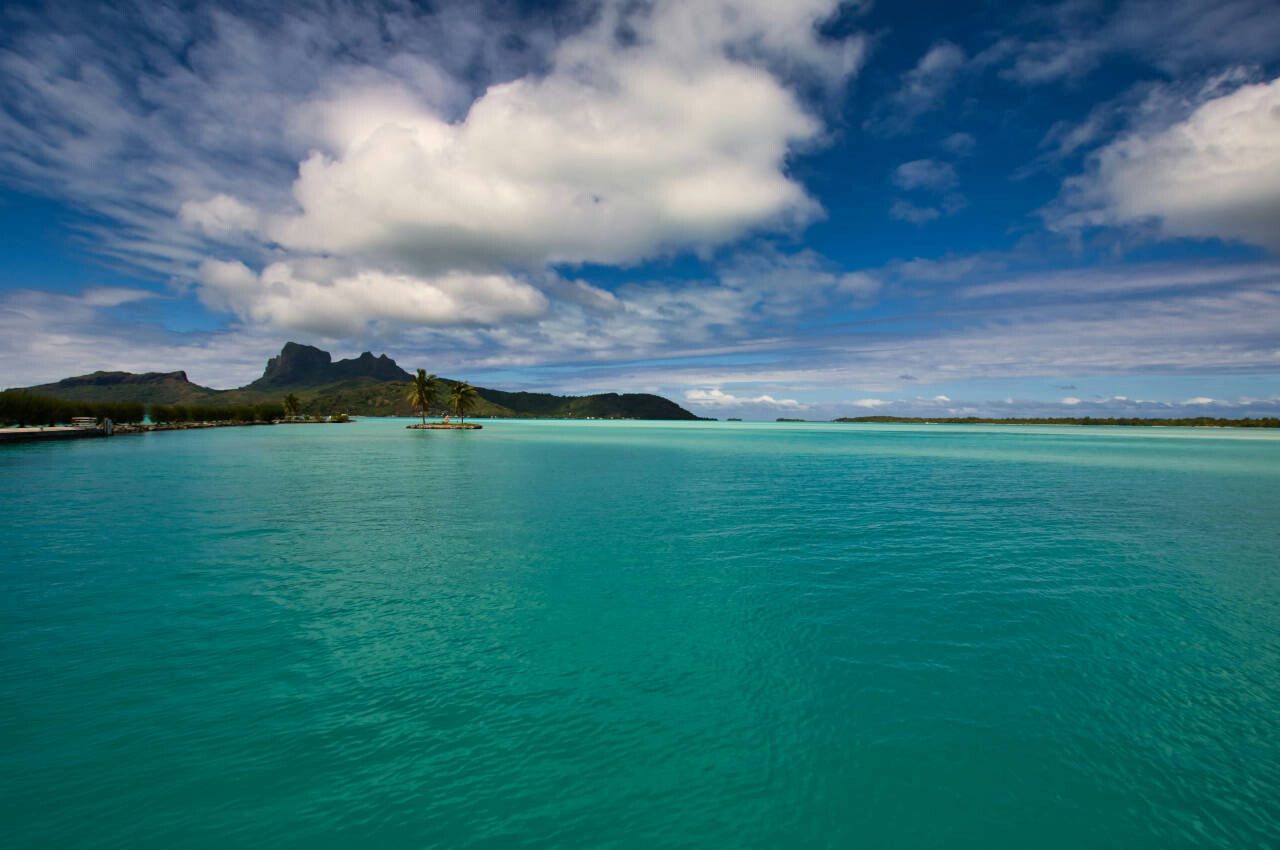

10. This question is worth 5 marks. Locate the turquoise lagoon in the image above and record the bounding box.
[2,419,1278,847]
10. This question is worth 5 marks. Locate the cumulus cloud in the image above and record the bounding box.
[179,194,262,239]
[1053,77,1280,251]
[264,61,820,269]
[173,0,867,330]
[196,260,548,335]
[0,0,868,337]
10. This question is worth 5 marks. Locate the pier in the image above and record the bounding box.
[0,424,108,444]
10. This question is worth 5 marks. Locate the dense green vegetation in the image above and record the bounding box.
[476,388,701,419]
[832,415,1280,427]
[0,391,289,427]
[149,403,284,424]
[0,391,145,426]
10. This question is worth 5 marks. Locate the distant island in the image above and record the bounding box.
[7,342,702,420]
[832,415,1280,428]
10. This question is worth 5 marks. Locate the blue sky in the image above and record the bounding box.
[1,0,1278,419]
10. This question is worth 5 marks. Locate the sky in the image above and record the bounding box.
[1,0,1278,420]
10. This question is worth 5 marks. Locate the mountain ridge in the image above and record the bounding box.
[249,342,413,389]
[16,343,702,420]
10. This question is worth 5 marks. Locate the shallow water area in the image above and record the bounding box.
[3,419,1279,848]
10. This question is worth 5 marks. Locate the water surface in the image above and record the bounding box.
[3,420,1278,847]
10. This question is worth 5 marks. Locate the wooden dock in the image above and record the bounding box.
[0,425,107,444]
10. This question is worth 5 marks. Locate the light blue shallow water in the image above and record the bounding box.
[2,419,1279,848]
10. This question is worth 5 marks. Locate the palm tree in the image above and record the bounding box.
[283,393,300,419]
[406,370,438,425]
[449,381,479,423]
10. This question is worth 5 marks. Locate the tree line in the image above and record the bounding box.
[0,390,288,427]
[150,403,284,424]
[0,391,145,426]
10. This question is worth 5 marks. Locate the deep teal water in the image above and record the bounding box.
[3,419,1279,848]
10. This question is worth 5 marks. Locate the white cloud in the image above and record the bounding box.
[193,1,863,283]
[894,159,958,191]
[684,388,806,408]
[264,57,823,269]
[888,255,999,282]
[189,1,864,332]
[0,0,867,339]
[78,288,160,308]
[541,260,1280,397]
[864,41,968,135]
[824,393,1280,421]
[1055,77,1280,251]
[889,200,941,224]
[196,260,548,335]
[0,287,281,388]
[715,248,881,315]
[1001,39,1102,85]
[836,272,881,300]
[179,194,262,239]
[6,256,1279,409]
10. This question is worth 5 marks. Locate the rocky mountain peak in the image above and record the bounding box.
[251,342,412,388]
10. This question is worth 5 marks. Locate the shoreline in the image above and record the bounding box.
[0,418,353,445]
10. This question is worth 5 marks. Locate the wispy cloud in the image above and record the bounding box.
[684,388,806,408]
[6,254,1276,395]
[865,41,967,135]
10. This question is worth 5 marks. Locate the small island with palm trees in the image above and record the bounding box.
[405,370,482,429]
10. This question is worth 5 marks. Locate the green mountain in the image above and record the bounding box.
[23,370,212,404]
[18,342,701,420]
